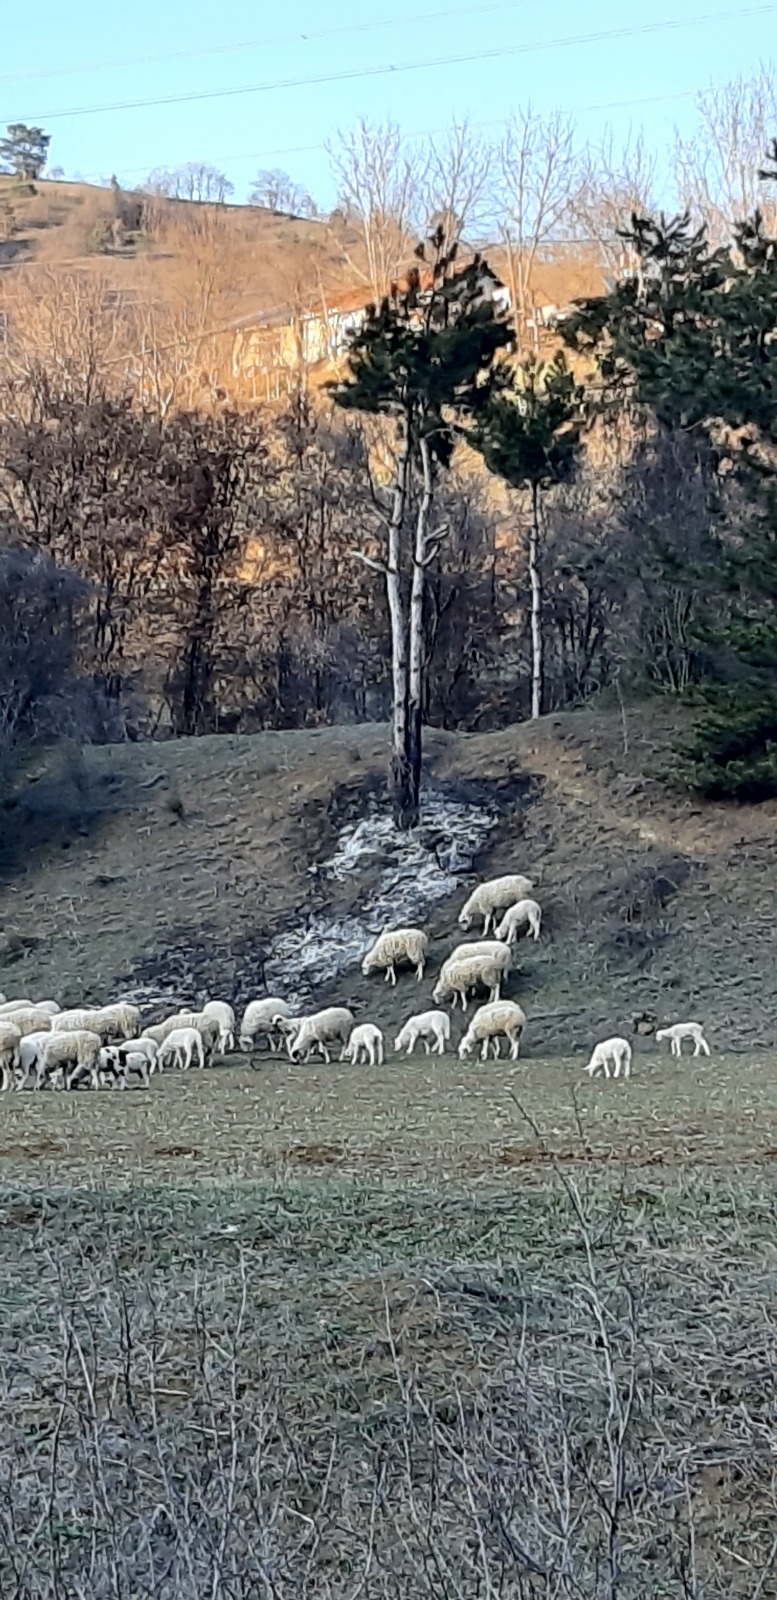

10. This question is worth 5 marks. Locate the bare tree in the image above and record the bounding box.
[674,67,777,241]
[423,118,495,245]
[144,162,234,204]
[248,168,317,216]
[327,118,424,301]
[498,106,581,343]
[571,130,658,276]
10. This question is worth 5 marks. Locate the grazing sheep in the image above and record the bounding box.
[0,1007,54,1038]
[146,1011,219,1061]
[494,898,542,945]
[0,999,35,1015]
[286,1007,355,1064]
[0,1021,22,1091]
[157,1028,205,1072]
[239,997,292,1052]
[344,1023,384,1067]
[202,1000,236,1053]
[655,1022,710,1058]
[361,928,428,985]
[458,875,535,937]
[459,1001,527,1061]
[16,1031,52,1089]
[116,1036,159,1073]
[432,947,512,1012]
[52,1003,141,1043]
[37,1030,102,1091]
[584,1037,632,1080]
[99,1043,154,1088]
[394,1010,451,1057]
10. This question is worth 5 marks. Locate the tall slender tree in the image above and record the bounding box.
[472,353,585,719]
[330,233,512,826]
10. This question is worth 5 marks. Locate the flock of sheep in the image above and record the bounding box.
[0,873,710,1093]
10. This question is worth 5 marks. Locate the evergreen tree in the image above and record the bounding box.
[330,233,512,827]
[564,150,777,798]
[472,352,585,719]
[0,124,50,180]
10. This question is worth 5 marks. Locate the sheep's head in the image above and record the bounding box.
[431,981,449,1006]
[458,908,471,929]
[361,951,378,975]
[458,1035,474,1059]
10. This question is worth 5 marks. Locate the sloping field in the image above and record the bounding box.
[0,704,775,1593]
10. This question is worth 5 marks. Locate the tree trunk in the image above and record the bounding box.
[386,429,413,827]
[529,479,543,721]
[403,435,434,828]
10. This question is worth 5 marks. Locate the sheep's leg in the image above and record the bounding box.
[699,1037,710,1056]
[422,1038,430,1055]
[416,962,424,981]
[510,1033,521,1060]
[480,1039,488,1061]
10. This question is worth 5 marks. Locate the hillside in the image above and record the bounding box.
[2,700,774,1051]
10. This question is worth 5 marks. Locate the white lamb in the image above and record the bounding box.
[202,1000,236,1053]
[432,947,512,1012]
[239,998,292,1052]
[52,1003,140,1043]
[655,1022,710,1057]
[361,928,428,985]
[147,1011,219,1061]
[0,1021,21,1090]
[38,1030,102,1091]
[343,1022,384,1067]
[584,1037,632,1080]
[494,898,542,945]
[458,875,535,937]
[459,1001,527,1061]
[157,1028,205,1072]
[286,1007,355,1064]
[394,1010,451,1057]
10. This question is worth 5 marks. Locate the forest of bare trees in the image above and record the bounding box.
[0,67,773,805]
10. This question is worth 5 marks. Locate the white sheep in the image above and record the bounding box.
[458,875,535,936]
[157,1028,205,1072]
[0,1007,53,1038]
[202,1000,236,1053]
[239,997,292,1052]
[286,1007,355,1064]
[494,898,542,945]
[432,947,512,1012]
[0,998,60,1016]
[0,1021,22,1090]
[459,1001,527,1061]
[52,1003,140,1043]
[344,1022,384,1067]
[146,1011,219,1061]
[584,1037,632,1080]
[361,928,428,985]
[16,1031,52,1089]
[394,1010,451,1057]
[655,1022,710,1058]
[38,1030,102,1091]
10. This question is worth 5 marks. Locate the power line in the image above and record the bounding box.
[9,6,773,124]
[71,85,708,188]
[0,0,545,87]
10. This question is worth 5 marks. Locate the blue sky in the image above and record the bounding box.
[1,0,774,206]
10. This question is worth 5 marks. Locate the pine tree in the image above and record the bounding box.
[564,152,777,799]
[471,352,585,719]
[330,233,512,827]
[0,124,50,180]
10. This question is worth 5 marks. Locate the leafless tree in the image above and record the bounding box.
[144,162,234,204]
[248,168,318,216]
[498,106,582,342]
[327,118,424,300]
[571,130,658,276]
[673,66,777,241]
[423,118,495,245]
